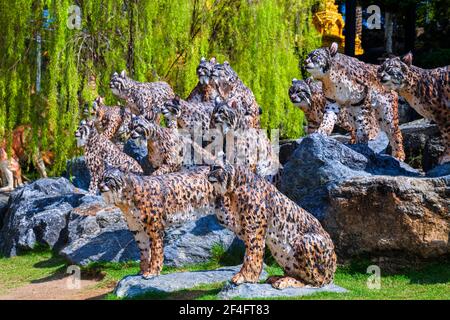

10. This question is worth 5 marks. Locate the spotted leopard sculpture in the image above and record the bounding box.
[99,165,215,278]
[378,53,449,163]
[161,95,214,132]
[209,98,281,182]
[304,43,405,160]
[211,61,261,129]
[109,70,175,121]
[129,115,217,175]
[187,57,219,103]
[75,119,143,194]
[208,163,337,289]
[85,97,133,144]
[289,77,380,142]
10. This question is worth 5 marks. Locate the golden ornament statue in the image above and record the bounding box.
[313,0,364,56]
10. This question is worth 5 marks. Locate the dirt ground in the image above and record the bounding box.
[0,273,112,300]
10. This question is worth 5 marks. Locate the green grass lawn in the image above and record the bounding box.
[0,246,449,300]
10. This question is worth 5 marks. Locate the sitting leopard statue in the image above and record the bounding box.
[378,53,449,164]
[208,162,337,289]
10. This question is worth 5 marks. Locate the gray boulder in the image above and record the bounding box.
[398,119,444,171]
[280,133,419,220]
[280,134,449,262]
[164,214,243,268]
[64,156,91,191]
[217,282,347,300]
[114,265,268,298]
[59,197,140,265]
[0,178,85,256]
[0,193,10,230]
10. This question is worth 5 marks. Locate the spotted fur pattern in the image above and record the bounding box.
[86,97,133,144]
[109,70,175,121]
[161,95,214,132]
[289,78,379,142]
[209,99,281,181]
[129,115,217,175]
[304,43,405,160]
[187,57,219,103]
[378,53,450,163]
[211,61,261,129]
[75,120,143,194]
[99,165,215,277]
[208,163,337,288]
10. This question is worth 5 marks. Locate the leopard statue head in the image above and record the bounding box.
[99,163,127,204]
[161,96,182,122]
[197,57,217,85]
[129,114,157,141]
[304,42,339,79]
[207,161,235,196]
[210,97,240,134]
[211,61,238,89]
[110,70,133,99]
[288,77,314,110]
[377,53,413,91]
[74,119,95,148]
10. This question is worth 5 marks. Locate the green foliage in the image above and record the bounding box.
[0,0,320,176]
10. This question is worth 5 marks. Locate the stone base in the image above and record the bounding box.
[114,265,268,298]
[217,282,347,300]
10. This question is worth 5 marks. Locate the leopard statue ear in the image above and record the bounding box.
[402,52,413,66]
[200,57,206,62]
[120,70,127,78]
[210,57,216,64]
[329,42,338,57]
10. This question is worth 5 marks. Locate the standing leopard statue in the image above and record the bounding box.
[378,53,449,164]
[304,42,405,161]
[288,77,380,143]
[99,165,215,278]
[109,70,175,122]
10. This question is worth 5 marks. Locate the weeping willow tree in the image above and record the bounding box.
[0,0,320,176]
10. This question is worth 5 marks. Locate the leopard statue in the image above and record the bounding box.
[109,70,175,122]
[289,77,380,143]
[161,95,214,132]
[207,162,337,289]
[99,164,215,278]
[304,42,405,160]
[378,53,449,163]
[74,119,143,194]
[187,57,220,103]
[129,115,217,175]
[209,98,281,182]
[211,61,262,129]
[85,97,133,145]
